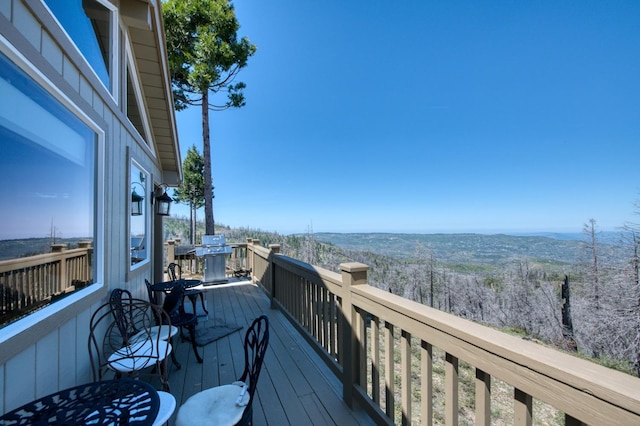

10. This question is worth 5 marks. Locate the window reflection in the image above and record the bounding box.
[0,51,96,326]
[43,0,112,89]
[130,162,148,267]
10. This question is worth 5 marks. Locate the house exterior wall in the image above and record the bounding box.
[0,0,177,413]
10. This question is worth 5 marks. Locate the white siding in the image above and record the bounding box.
[36,331,59,399]
[0,0,173,413]
[6,345,36,412]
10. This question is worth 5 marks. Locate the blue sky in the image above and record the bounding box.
[172,0,640,235]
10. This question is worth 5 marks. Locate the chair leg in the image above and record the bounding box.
[199,293,208,314]
[185,292,208,315]
[170,337,182,370]
[160,359,171,392]
[186,294,198,316]
[187,324,203,363]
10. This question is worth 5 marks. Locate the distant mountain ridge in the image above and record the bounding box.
[312,232,624,268]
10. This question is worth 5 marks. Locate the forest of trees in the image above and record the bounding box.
[165,219,640,377]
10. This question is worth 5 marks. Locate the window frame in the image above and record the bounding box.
[0,35,105,348]
[129,157,151,271]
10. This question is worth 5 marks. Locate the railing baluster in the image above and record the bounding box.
[421,341,433,426]
[304,278,310,331]
[401,329,411,425]
[336,295,343,365]
[445,352,459,426]
[319,284,324,343]
[314,283,320,341]
[475,369,491,426]
[358,308,367,388]
[514,388,532,426]
[385,321,394,419]
[371,315,380,404]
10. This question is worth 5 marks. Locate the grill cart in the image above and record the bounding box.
[196,235,232,284]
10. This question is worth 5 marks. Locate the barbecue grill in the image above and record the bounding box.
[196,235,232,283]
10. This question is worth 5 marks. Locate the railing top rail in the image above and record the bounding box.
[0,247,92,272]
[250,243,271,257]
[272,254,343,291]
[350,283,640,423]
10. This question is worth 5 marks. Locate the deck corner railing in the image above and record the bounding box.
[248,240,640,426]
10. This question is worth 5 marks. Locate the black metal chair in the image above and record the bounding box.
[175,315,269,426]
[88,292,173,391]
[144,280,184,370]
[167,262,182,281]
[161,282,203,364]
[168,262,208,316]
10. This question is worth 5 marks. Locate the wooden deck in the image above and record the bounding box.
[164,279,375,425]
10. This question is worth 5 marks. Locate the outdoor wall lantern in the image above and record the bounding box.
[131,184,145,216]
[155,189,172,216]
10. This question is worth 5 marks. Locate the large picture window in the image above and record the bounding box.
[0,51,98,327]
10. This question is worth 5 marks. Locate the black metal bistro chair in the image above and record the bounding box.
[175,315,269,426]
[146,279,203,364]
[168,262,208,316]
[88,292,173,391]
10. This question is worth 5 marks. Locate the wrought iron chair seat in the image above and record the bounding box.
[131,324,178,343]
[175,315,269,426]
[174,382,249,425]
[107,338,172,373]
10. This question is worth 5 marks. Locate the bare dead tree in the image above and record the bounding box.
[584,218,601,311]
[561,275,577,352]
[429,253,436,308]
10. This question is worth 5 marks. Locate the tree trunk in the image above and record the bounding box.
[561,275,577,352]
[587,219,599,310]
[189,200,195,245]
[429,254,435,308]
[202,90,215,235]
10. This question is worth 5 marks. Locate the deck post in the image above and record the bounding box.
[340,262,369,408]
[51,244,67,289]
[165,239,175,264]
[246,238,255,280]
[269,244,280,308]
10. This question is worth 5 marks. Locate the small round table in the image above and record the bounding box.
[0,379,160,425]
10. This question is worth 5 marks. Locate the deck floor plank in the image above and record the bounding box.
[164,280,374,425]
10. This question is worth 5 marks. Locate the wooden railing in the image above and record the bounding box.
[246,240,640,425]
[0,242,93,324]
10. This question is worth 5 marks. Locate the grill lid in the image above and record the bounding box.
[201,235,226,247]
[196,234,231,256]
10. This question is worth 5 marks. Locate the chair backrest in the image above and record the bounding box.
[239,315,269,416]
[109,288,136,345]
[162,283,185,319]
[88,297,170,382]
[167,262,181,281]
[144,279,157,305]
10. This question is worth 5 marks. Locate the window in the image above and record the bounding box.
[43,0,117,94]
[130,161,149,269]
[0,50,98,327]
[125,43,152,144]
